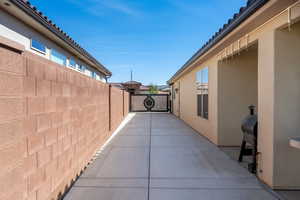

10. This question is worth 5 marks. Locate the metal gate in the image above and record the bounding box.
[130,94,170,112]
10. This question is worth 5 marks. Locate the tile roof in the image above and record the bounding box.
[168,0,269,83]
[110,83,125,90]
[8,0,112,76]
[124,81,142,85]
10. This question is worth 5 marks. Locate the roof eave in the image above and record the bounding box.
[167,0,269,84]
[8,0,112,77]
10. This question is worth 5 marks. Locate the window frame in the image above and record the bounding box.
[85,68,92,77]
[92,71,97,79]
[50,49,67,66]
[30,39,46,54]
[196,67,209,120]
[79,65,86,72]
[69,58,77,69]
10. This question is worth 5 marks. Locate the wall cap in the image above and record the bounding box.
[0,35,25,53]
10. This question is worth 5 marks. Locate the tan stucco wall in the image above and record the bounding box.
[171,2,300,189]
[257,21,300,189]
[174,58,219,144]
[218,46,258,146]
[173,81,180,117]
[272,23,300,189]
[257,30,275,187]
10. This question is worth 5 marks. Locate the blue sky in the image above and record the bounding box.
[30,0,246,85]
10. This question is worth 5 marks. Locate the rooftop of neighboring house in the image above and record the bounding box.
[139,85,150,91]
[110,83,125,90]
[157,85,170,91]
[0,0,112,78]
[123,81,142,86]
[110,81,142,91]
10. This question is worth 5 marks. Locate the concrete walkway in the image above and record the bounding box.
[64,113,278,200]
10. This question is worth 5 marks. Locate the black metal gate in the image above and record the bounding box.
[130,94,170,112]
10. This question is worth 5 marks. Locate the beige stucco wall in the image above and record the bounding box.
[173,45,259,147]
[173,58,219,144]
[257,21,300,189]
[272,23,300,189]
[173,81,180,117]
[257,30,275,187]
[171,2,300,189]
[218,45,258,146]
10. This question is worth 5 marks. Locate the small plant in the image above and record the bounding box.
[149,84,158,94]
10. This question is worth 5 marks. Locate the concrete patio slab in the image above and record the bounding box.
[150,177,262,189]
[64,187,148,200]
[118,127,150,136]
[64,113,278,200]
[112,135,150,147]
[94,147,149,178]
[149,188,276,200]
[151,128,196,136]
[151,135,214,148]
[150,147,219,178]
[74,177,148,188]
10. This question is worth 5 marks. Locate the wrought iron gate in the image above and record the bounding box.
[130,94,170,112]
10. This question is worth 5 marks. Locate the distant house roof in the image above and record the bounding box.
[110,83,125,90]
[124,81,142,85]
[139,85,150,91]
[168,0,269,83]
[157,85,170,91]
[7,0,112,77]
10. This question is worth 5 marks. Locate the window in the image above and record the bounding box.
[31,39,46,54]
[95,73,100,80]
[92,71,97,79]
[69,58,76,69]
[51,49,66,66]
[79,65,85,72]
[99,74,106,82]
[196,67,209,119]
[85,68,92,77]
[75,64,81,71]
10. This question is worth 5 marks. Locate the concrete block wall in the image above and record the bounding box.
[124,92,129,116]
[0,42,129,200]
[110,87,124,132]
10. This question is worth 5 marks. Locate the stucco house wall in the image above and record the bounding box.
[0,7,107,82]
[218,45,258,146]
[272,23,300,189]
[170,0,300,189]
[176,58,219,144]
[172,81,180,117]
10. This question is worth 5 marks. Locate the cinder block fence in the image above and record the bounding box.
[0,42,129,200]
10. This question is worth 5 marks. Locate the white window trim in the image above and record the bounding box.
[196,67,209,120]
[68,58,77,69]
[50,48,67,66]
[30,38,46,55]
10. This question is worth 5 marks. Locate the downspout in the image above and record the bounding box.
[171,84,174,114]
[178,81,181,118]
[108,84,112,131]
